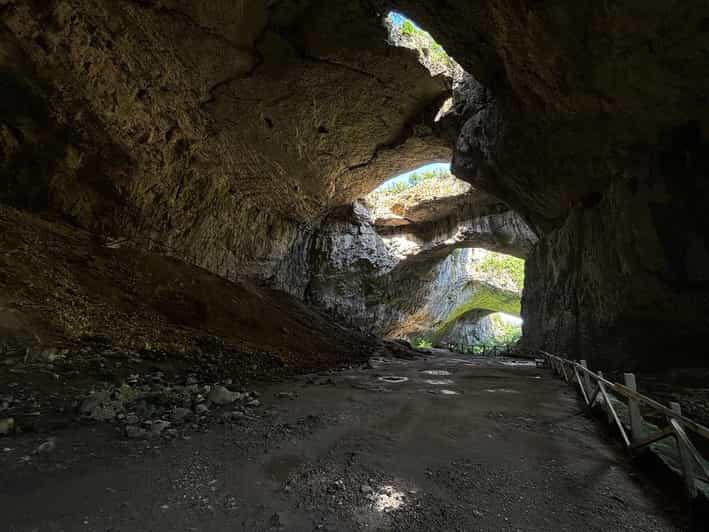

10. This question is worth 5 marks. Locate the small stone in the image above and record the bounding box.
[36,438,56,454]
[246,399,260,408]
[151,420,171,435]
[207,385,240,405]
[172,407,191,421]
[124,413,140,425]
[194,403,209,415]
[40,348,63,363]
[125,425,149,439]
[360,485,373,494]
[0,417,15,435]
[79,391,117,421]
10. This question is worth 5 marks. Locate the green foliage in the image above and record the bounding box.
[490,313,522,344]
[407,168,446,187]
[393,15,454,71]
[376,168,451,195]
[434,285,521,340]
[401,20,416,36]
[478,253,525,290]
[411,337,432,349]
[429,42,449,66]
[378,180,409,194]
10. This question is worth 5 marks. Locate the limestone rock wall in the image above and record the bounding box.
[523,123,709,369]
[435,311,495,347]
[379,0,709,368]
[307,199,529,339]
[2,0,708,369]
[0,0,450,291]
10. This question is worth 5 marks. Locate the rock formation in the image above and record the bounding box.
[2,0,708,369]
[379,0,709,368]
[434,310,495,348]
[306,191,531,339]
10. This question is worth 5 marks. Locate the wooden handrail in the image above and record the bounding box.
[539,351,709,440]
[538,349,709,502]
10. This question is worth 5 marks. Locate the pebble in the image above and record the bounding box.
[194,403,209,415]
[150,420,171,435]
[0,417,15,435]
[36,438,56,454]
[172,407,191,421]
[79,391,117,421]
[40,348,64,363]
[125,425,149,439]
[207,385,241,405]
[360,484,373,494]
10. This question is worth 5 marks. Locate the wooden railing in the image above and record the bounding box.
[540,350,709,501]
[445,343,519,357]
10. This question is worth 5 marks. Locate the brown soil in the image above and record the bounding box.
[0,205,410,432]
[1,352,684,531]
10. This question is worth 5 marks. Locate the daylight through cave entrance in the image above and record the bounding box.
[385,12,462,79]
[410,248,526,351]
[365,162,471,226]
[358,159,527,353]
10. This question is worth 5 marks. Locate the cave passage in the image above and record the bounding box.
[0,1,706,530]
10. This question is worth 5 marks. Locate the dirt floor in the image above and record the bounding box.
[1,351,683,531]
[0,204,419,437]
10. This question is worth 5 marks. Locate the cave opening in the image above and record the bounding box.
[1,2,705,528]
[384,11,461,79]
[349,158,528,353]
[364,162,472,226]
[406,247,525,351]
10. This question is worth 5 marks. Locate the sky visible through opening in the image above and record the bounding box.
[498,313,522,326]
[373,162,450,192]
[380,14,523,333]
[388,12,408,27]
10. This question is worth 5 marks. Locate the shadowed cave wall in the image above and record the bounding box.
[1,0,708,369]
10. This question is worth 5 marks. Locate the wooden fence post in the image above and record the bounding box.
[597,371,613,423]
[580,360,592,394]
[670,402,698,499]
[624,373,643,443]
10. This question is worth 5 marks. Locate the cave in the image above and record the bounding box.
[1,1,708,530]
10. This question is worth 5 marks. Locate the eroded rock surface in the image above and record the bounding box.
[379,0,709,368]
[0,1,451,290]
[307,196,531,338]
[434,310,494,347]
[1,0,708,368]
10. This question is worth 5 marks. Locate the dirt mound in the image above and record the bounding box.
[0,205,413,432]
